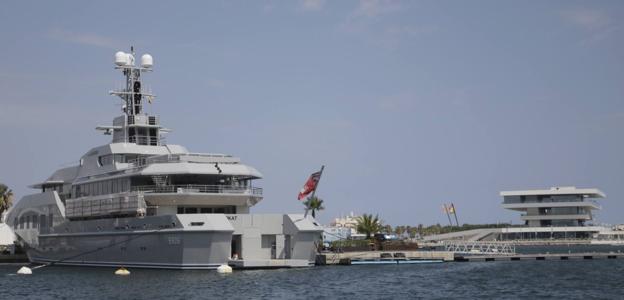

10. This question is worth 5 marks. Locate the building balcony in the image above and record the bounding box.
[520,214,592,221]
[502,201,600,211]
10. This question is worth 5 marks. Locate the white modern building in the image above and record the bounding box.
[501,186,604,227]
[423,186,610,242]
[497,186,607,240]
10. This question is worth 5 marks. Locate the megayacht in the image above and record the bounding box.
[7,48,322,269]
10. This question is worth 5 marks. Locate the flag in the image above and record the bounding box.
[298,171,322,200]
[448,204,455,214]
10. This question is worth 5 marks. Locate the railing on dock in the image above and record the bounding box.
[444,241,516,255]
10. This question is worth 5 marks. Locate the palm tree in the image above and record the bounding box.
[0,183,14,220]
[356,214,382,239]
[394,225,405,236]
[303,196,325,218]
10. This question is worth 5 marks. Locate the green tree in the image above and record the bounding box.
[356,214,382,239]
[0,183,13,219]
[302,196,325,218]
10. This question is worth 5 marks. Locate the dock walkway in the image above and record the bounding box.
[317,251,455,265]
[317,251,624,265]
[456,252,624,262]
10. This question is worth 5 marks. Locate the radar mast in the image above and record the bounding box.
[97,47,168,146]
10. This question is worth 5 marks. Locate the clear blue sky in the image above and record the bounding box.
[1,1,623,226]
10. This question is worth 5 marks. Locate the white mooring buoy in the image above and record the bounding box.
[17,266,33,275]
[114,267,130,276]
[216,264,232,274]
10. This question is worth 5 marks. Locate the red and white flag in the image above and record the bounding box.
[298,171,322,200]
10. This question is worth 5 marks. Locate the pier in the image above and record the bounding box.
[316,251,455,265]
[455,252,624,262]
[316,249,624,265]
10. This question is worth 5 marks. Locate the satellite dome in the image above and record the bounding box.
[141,54,153,68]
[114,51,127,66]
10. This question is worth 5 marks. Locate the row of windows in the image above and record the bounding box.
[74,178,130,198]
[176,206,236,214]
[42,185,64,193]
[518,195,583,203]
[539,220,582,227]
[538,207,587,215]
[16,214,54,230]
[97,154,141,167]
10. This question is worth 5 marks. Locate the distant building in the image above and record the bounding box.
[330,212,360,236]
[324,213,370,241]
[496,186,606,240]
[422,186,609,242]
[501,186,604,227]
[322,226,352,244]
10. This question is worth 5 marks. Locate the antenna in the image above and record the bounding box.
[109,47,155,116]
[103,47,167,146]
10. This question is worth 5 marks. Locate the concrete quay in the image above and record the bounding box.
[455,252,624,262]
[316,250,624,265]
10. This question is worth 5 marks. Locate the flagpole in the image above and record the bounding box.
[308,165,324,200]
[443,204,453,227]
[451,203,460,226]
[304,165,325,218]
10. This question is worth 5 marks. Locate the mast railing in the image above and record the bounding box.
[111,135,167,145]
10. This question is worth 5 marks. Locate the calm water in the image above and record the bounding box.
[2,260,624,299]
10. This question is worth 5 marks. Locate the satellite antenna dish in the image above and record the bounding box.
[114,51,128,66]
[141,54,153,68]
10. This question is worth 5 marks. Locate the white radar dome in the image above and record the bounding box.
[141,54,153,68]
[114,51,128,66]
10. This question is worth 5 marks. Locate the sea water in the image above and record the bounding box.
[2,259,624,299]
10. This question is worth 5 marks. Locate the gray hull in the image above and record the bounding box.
[27,214,234,269]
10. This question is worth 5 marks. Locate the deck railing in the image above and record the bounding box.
[131,184,262,195]
[127,153,238,168]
